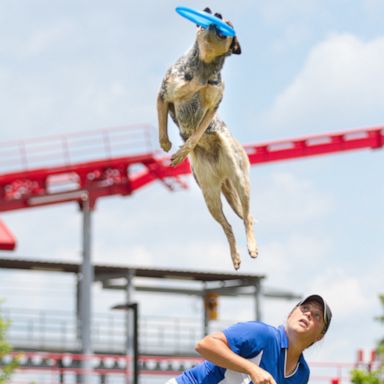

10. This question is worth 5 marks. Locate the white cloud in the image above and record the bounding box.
[263,34,384,132]
[310,269,371,318]
[255,172,332,226]
[304,268,384,362]
[257,233,331,288]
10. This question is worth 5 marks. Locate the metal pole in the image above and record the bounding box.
[126,271,135,383]
[58,358,64,384]
[79,194,94,383]
[254,279,262,321]
[130,303,139,384]
[203,283,209,336]
[113,303,139,384]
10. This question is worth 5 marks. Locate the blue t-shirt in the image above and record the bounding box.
[175,322,310,384]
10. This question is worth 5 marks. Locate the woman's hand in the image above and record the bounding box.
[248,366,277,384]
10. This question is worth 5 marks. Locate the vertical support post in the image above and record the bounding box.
[76,278,81,340]
[130,303,139,384]
[113,302,139,384]
[254,279,262,321]
[126,271,135,383]
[202,283,209,336]
[79,193,94,383]
[58,358,64,384]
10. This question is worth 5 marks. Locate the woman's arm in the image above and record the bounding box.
[195,332,276,384]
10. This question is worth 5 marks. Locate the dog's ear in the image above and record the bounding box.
[230,36,242,55]
[214,12,223,19]
[197,7,212,28]
[224,20,242,55]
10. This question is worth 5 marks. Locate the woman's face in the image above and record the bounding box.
[287,301,325,346]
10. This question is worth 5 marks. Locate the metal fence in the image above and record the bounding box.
[1,308,374,383]
[2,307,232,355]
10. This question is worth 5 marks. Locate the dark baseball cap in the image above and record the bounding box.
[297,294,332,334]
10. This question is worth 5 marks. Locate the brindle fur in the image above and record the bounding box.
[157,8,258,270]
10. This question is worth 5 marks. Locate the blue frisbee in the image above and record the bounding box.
[175,6,236,37]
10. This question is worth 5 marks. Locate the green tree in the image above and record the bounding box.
[350,294,384,384]
[0,303,18,383]
[376,294,384,357]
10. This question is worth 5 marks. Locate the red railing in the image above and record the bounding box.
[2,351,374,384]
[245,125,384,164]
[1,125,383,213]
[0,124,191,212]
[0,124,153,174]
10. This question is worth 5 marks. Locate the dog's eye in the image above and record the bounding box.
[216,30,226,39]
[214,12,223,19]
[184,72,193,81]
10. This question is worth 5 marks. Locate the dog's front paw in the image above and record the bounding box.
[170,146,190,166]
[160,138,172,152]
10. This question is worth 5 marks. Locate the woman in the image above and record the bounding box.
[166,294,332,384]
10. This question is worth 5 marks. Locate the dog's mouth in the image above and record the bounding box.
[207,24,227,40]
[198,9,230,40]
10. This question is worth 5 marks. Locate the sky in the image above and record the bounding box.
[0,0,384,379]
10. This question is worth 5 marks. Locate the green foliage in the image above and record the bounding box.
[350,294,384,384]
[376,294,384,355]
[0,303,18,384]
[350,368,381,384]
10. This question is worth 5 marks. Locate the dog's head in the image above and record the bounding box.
[196,7,241,63]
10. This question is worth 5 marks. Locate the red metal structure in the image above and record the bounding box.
[0,123,382,251]
[0,125,382,214]
[0,219,16,250]
[0,124,383,250]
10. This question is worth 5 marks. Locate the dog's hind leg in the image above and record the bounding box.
[229,174,258,259]
[221,179,243,219]
[201,185,241,270]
